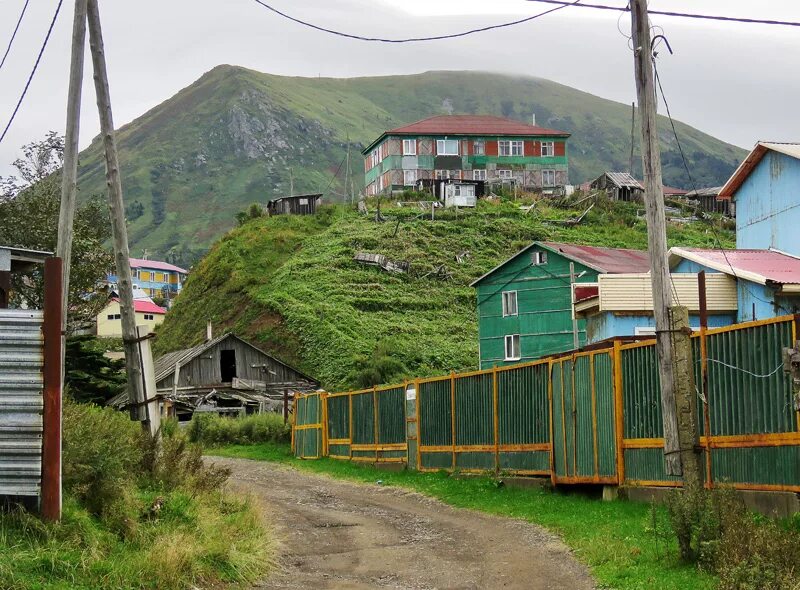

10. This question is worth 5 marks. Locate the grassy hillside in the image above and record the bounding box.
[76,66,746,264]
[155,198,734,390]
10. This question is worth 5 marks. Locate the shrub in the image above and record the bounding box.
[187,412,290,447]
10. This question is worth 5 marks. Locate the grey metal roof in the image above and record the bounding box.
[684,186,723,198]
[600,172,644,190]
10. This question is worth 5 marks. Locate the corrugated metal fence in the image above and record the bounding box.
[293,315,800,493]
[0,309,44,496]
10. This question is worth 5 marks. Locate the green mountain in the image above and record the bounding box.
[76,66,746,265]
[154,199,734,390]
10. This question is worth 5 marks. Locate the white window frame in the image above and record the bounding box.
[402,139,417,155]
[144,313,154,321]
[435,169,460,180]
[532,250,548,265]
[504,334,521,361]
[436,139,459,156]
[502,291,518,317]
[453,184,475,197]
[541,141,555,157]
[498,140,523,157]
[473,169,486,181]
[473,140,485,155]
[497,169,513,180]
[542,169,556,187]
[403,169,418,186]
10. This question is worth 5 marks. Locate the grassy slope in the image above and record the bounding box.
[155,199,734,389]
[211,443,717,590]
[75,66,746,261]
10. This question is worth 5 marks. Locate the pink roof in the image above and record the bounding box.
[662,185,688,196]
[386,115,569,137]
[541,242,652,274]
[112,298,167,315]
[671,248,800,285]
[129,257,188,274]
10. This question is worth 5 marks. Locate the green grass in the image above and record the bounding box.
[156,198,735,390]
[211,442,718,590]
[75,65,746,261]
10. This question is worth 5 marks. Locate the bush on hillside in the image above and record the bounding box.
[187,412,290,446]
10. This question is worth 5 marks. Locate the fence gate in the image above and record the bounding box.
[0,309,44,497]
[551,352,618,485]
[293,392,324,459]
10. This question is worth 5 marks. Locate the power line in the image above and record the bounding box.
[0,0,65,146]
[0,0,31,71]
[526,0,800,28]
[250,0,581,43]
[321,153,348,195]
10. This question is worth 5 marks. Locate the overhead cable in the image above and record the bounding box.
[0,0,31,71]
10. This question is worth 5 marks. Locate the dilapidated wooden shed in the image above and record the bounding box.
[266,193,323,216]
[590,172,644,202]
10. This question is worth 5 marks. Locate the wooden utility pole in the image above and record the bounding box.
[630,0,682,476]
[629,102,635,175]
[56,0,89,333]
[345,133,352,205]
[86,0,145,422]
[569,262,579,349]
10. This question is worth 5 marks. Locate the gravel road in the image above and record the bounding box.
[210,457,595,590]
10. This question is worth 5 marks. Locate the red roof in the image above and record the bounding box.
[386,115,569,138]
[671,248,800,285]
[112,298,167,315]
[662,185,688,196]
[129,257,188,274]
[541,242,651,274]
[574,285,599,303]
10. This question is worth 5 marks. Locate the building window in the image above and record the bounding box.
[402,139,416,155]
[499,140,523,156]
[502,291,518,317]
[453,184,475,197]
[435,169,460,180]
[504,334,521,361]
[497,169,513,180]
[541,141,555,157]
[473,169,486,181]
[403,169,418,185]
[542,169,556,187]
[371,148,380,168]
[532,251,548,265]
[473,140,485,155]
[107,314,114,320]
[436,139,459,155]
[144,313,154,321]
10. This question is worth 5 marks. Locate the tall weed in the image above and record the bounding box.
[187,412,290,446]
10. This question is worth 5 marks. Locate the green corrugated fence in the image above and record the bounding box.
[294,315,800,493]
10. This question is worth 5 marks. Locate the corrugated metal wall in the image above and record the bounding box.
[292,392,323,459]
[299,315,800,493]
[0,309,44,497]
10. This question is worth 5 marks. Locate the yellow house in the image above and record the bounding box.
[96,298,166,337]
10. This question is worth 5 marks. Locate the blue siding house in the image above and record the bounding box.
[718,141,800,251]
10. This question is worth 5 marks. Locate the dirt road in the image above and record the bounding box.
[212,457,594,590]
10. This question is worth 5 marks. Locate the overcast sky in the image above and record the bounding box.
[1,0,799,177]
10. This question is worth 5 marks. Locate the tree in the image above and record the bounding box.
[65,336,126,405]
[0,134,113,332]
[235,202,265,226]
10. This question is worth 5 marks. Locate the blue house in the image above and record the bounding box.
[718,141,800,252]
[107,257,188,303]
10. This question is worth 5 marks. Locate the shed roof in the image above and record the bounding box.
[470,241,650,286]
[596,172,643,190]
[153,332,318,385]
[129,257,188,274]
[718,141,800,199]
[669,247,800,286]
[364,115,569,153]
[0,245,52,272]
[271,193,323,203]
[684,186,723,198]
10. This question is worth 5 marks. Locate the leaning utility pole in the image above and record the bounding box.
[345,132,352,205]
[86,0,146,424]
[630,0,682,476]
[55,0,89,333]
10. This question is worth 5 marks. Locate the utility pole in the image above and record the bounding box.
[569,262,579,350]
[86,0,146,425]
[629,102,635,175]
[345,132,352,205]
[288,167,294,196]
[56,0,88,335]
[630,0,684,477]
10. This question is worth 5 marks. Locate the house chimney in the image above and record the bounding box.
[531,113,536,126]
[206,321,213,342]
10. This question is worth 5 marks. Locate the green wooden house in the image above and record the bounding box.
[471,242,650,369]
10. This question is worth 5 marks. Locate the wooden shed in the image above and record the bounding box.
[590,172,644,202]
[266,193,323,216]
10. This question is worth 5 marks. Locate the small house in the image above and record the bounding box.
[683,186,732,216]
[109,333,319,420]
[96,298,166,337]
[106,257,188,302]
[718,141,800,252]
[471,241,650,369]
[267,193,323,216]
[590,172,643,202]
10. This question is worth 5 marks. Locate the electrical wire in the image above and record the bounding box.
[526,0,800,28]
[321,153,348,195]
[0,0,64,146]
[651,51,795,316]
[697,358,784,379]
[0,0,31,71]
[250,0,581,42]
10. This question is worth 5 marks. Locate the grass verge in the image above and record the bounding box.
[211,442,718,590]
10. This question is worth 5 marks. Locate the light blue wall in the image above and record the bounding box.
[585,312,736,344]
[735,151,800,253]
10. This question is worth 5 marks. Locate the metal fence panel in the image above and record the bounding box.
[351,392,375,445]
[377,386,405,444]
[419,379,452,447]
[0,309,44,497]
